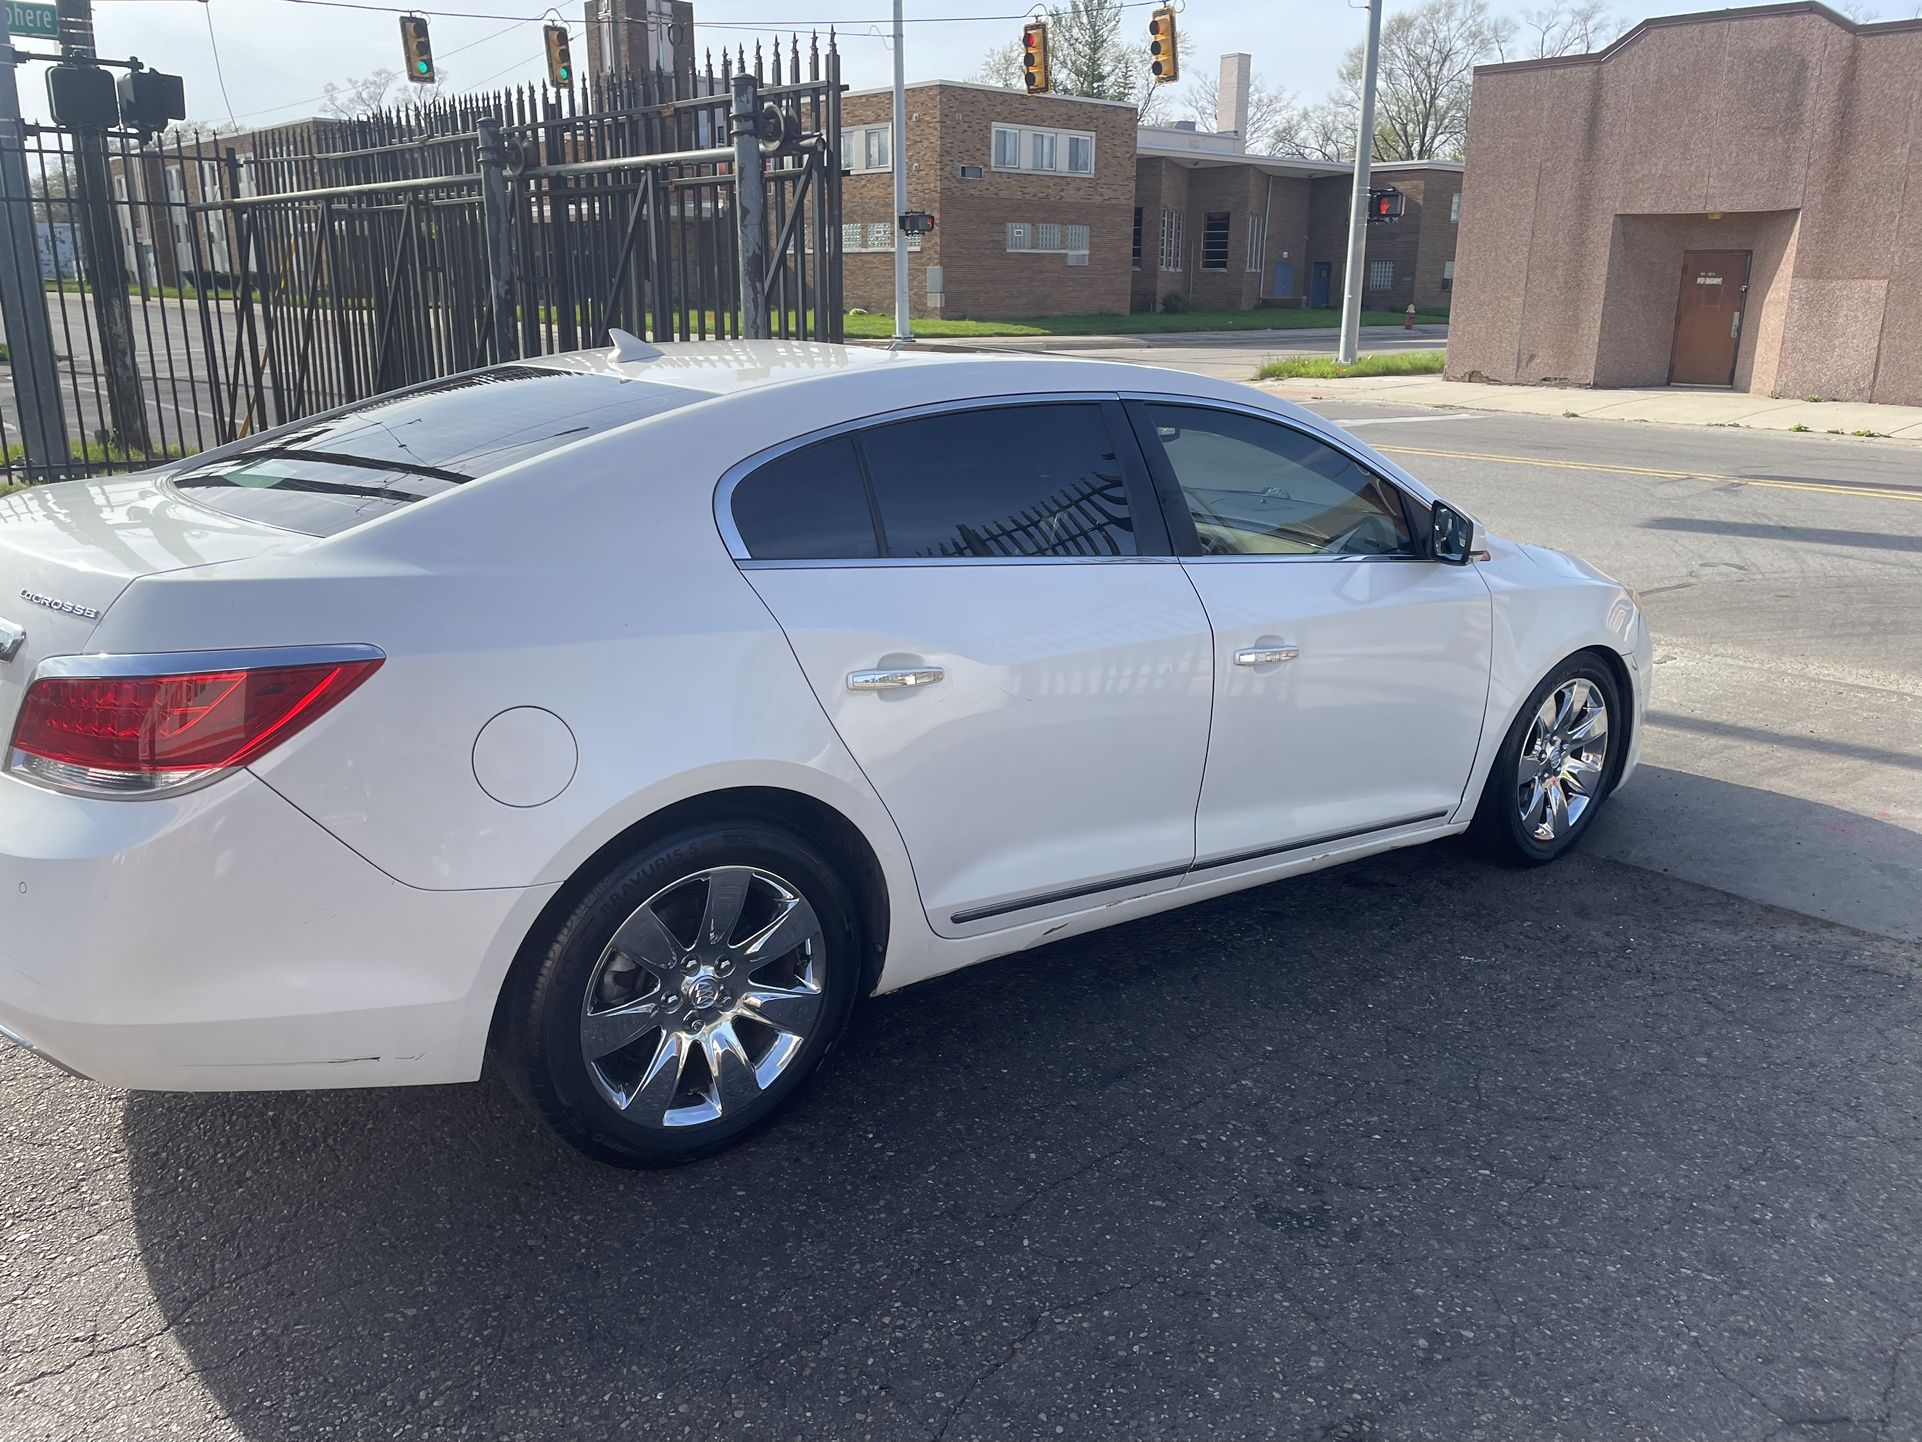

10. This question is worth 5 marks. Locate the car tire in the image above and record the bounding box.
[1468,651,1624,868]
[498,821,862,1168]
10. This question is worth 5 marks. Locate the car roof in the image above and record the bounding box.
[524,338,1230,403]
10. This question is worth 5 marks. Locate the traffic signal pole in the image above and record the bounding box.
[889,0,909,343]
[1337,0,1383,367]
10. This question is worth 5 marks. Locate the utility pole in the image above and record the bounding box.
[889,0,909,343]
[55,0,148,451]
[1337,0,1382,367]
[0,5,72,477]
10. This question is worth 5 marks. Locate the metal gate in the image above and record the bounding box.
[0,36,842,488]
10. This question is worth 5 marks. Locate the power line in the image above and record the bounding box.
[201,1,238,123]
[180,0,1173,27]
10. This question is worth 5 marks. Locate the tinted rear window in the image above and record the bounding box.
[169,366,699,537]
[861,403,1136,559]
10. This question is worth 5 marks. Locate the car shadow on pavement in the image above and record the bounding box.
[118,804,1922,1442]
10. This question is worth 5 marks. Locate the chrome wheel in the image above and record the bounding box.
[1517,677,1610,844]
[580,866,826,1128]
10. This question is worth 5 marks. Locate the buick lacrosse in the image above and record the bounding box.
[0,341,1647,1166]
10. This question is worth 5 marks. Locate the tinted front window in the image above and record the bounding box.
[1140,403,1413,558]
[730,436,878,560]
[170,366,699,537]
[862,404,1136,559]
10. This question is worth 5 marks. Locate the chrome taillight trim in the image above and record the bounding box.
[29,642,387,681]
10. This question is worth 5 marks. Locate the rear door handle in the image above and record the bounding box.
[848,666,945,691]
[1234,645,1299,666]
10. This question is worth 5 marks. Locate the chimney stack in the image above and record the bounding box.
[1217,52,1252,151]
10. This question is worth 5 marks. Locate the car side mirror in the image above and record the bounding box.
[1430,501,1485,565]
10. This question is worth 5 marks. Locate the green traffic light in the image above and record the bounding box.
[416,59,430,73]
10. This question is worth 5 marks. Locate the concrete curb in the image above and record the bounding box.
[1258,374,1922,442]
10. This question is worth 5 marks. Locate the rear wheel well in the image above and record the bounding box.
[489,787,892,1049]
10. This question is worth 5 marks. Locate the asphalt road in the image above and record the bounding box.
[3,399,1920,1442]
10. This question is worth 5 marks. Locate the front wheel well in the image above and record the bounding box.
[489,787,893,1049]
[1574,644,1635,794]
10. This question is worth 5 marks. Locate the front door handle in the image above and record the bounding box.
[1234,645,1299,666]
[848,666,945,691]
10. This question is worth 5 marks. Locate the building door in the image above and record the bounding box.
[1310,261,1332,309]
[1669,250,1751,386]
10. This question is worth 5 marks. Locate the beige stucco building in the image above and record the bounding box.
[1448,2,1922,404]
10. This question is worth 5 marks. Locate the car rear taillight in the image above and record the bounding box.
[6,647,382,798]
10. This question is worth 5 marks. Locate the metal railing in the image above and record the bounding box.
[0,35,843,487]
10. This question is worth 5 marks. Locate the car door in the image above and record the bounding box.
[723,398,1215,937]
[1125,398,1493,872]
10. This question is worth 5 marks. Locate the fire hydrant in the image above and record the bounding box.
[1405,304,1417,330]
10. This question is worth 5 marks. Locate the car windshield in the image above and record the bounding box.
[168,365,701,537]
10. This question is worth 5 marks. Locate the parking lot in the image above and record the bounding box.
[3,402,1919,1441]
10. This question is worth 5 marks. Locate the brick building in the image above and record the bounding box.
[838,82,1138,318]
[841,57,1463,322]
[1132,123,1462,315]
[1448,2,1922,403]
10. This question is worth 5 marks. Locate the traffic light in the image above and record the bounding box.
[1148,5,1179,84]
[543,24,574,88]
[399,15,435,84]
[1367,187,1405,222]
[1021,21,1049,94]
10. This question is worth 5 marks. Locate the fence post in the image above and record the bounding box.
[730,72,769,341]
[0,10,72,478]
[54,0,149,455]
[475,117,517,364]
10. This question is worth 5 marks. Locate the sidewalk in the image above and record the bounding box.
[1258,373,1922,441]
[949,323,1448,352]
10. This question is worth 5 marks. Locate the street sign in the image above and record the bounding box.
[6,2,59,40]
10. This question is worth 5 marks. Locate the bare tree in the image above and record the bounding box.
[974,40,1023,89]
[1503,0,1620,58]
[971,0,1169,120]
[1180,70,1291,143]
[1269,96,1356,162]
[320,68,449,118]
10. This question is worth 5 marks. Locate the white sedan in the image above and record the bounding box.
[0,342,1648,1167]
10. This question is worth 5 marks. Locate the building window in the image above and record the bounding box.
[1131,207,1142,269]
[991,124,1095,176]
[1067,224,1089,266]
[1442,259,1455,289]
[843,220,920,253]
[1246,211,1266,274]
[842,124,891,173]
[1006,221,1031,252]
[1035,222,1063,252]
[1201,212,1230,270]
[1450,193,1461,223]
[1368,259,1394,291]
[1159,208,1183,272]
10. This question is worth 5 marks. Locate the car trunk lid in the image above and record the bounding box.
[0,476,308,744]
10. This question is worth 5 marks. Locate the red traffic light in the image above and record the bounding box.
[1021,21,1050,93]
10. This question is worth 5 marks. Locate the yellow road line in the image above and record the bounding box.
[1375,443,1922,505]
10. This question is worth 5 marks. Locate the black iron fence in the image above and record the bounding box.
[0,37,842,487]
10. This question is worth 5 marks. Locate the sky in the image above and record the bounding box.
[10,0,1917,132]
